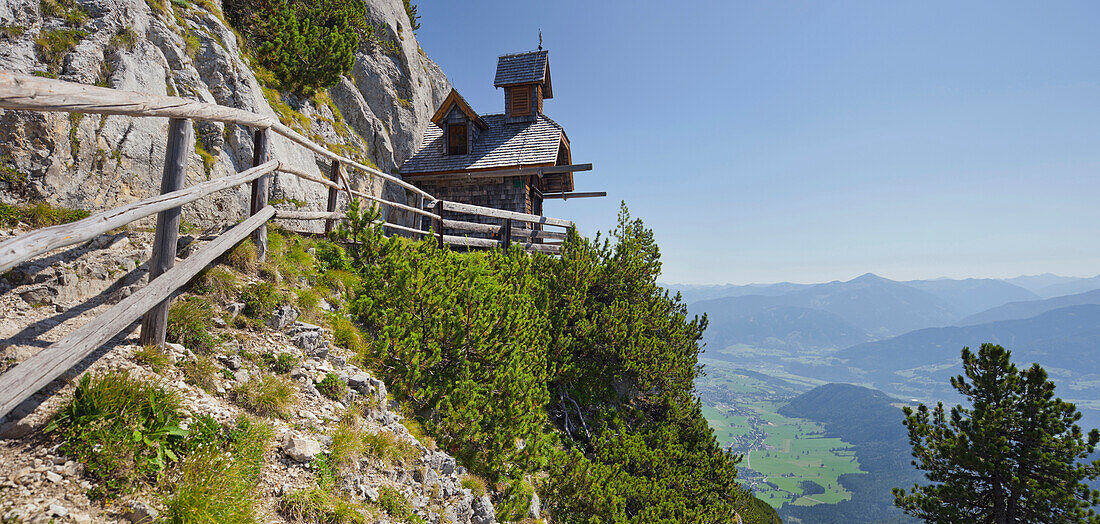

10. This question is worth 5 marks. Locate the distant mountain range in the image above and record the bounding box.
[676,272,1100,352]
[957,289,1100,326]
[835,304,1100,374]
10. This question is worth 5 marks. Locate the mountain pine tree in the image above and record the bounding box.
[894,343,1100,523]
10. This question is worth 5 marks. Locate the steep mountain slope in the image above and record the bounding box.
[777,384,919,524]
[903,278,1038,317]
[957,288,1100,326]
[0,0,449,230]
[835,304,1100,374]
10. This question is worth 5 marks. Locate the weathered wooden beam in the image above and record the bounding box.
[441,234,561,255]
[435,200,444,249]
[274,210,344,220]
[441,218,567,241]
[502,218,512,250]
[249,129,271,261]
[275,164,438,220]
[380,221,430,237]
[0,72,436,203]
[138,118,192,347]
[0,160,278,274]
[270,122,434,200]
[407,163,593,182]
[324,161,340,234]
[542,191,607,200]
[435,200,573,229]
[0,71,277,128]
[0,206,276,421]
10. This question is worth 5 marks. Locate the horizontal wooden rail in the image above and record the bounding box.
[271,123,433,200]
[0,206,276,420]
[274,209,344,221]
[443,234,561,255]
[0,71,276,128]
[275,165,438,221]
[436,201,573,228]
[442,218,567,241]
[0,72,431,201]
[0,160,279,274]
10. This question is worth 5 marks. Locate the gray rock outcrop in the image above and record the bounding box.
[0,0,449,231]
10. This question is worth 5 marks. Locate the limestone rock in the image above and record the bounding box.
[472,494,496,524]
[284,437,322,463]
[267,305,299,330]
[0,0,449,233]
[125,501,159,524]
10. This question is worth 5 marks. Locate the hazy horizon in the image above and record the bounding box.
[658,271,1099,288]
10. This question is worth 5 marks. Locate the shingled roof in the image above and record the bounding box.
[494,50,552,98]
[401,114,565,175]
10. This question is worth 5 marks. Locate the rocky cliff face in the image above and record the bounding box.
[0,0,449,230]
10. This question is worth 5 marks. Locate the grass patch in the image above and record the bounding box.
[167,296,215,352]
[40,0,88,25]
[181,354,220,393]
[133,345,172,374]
[163,415,273,523]
[400,412,434,450]
[47,371,187,494]
[316,373,347,401]
[329,421,364,469]
[226,239,260,274]
[192,266,239,302]
[461,474,487,498]
[361,430,418,466]
[108,27,137,52]
[0,25,26,38]
[260,351,298,374]
[195,135,217,178]
[376,486,425,524]
[241,282,282,321]
[0,202,89,228]
[0,161,26,192]
[235,373,297,418]
[327,314,368,360]
[280,487,372,523]
[35,28,88,73]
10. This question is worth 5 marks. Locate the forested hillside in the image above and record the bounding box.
[339,203,780,522]
[777,384,920,524]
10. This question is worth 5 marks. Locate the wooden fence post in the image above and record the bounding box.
[418,194,426,235]
[139,118,193,347]
[249,129,271,261]
[324,160,340,235]
[502,218,512,250]
[435,200,444,249]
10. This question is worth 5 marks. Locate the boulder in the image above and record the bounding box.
[283,437,322,462]
[268,305,300,330]
[124,501,159,524]
[472,494,496,524]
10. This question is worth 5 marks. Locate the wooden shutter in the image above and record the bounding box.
[448,124,467,155]
[511,87,530,116]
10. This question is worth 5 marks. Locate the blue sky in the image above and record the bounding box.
[413,1,1100,285]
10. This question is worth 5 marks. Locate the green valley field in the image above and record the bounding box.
[697,361,866,508]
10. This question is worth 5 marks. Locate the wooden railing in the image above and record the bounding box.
[0,71,575,419]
